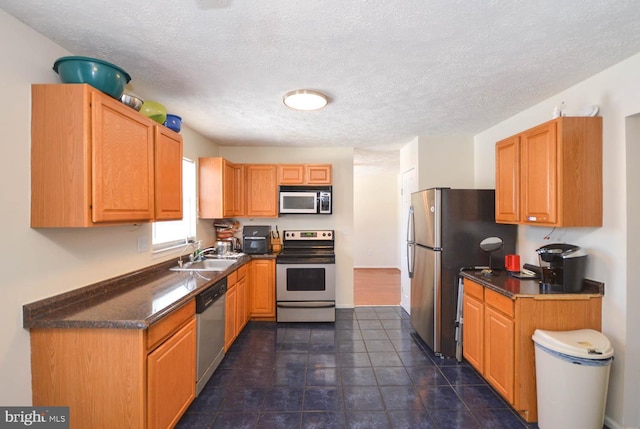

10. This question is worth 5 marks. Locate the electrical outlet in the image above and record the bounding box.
[137,236,149,253]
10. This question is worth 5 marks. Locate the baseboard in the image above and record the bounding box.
[336,304,355,309]
[604,415,633,429]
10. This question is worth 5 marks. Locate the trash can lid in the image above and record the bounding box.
[532,329,614,359]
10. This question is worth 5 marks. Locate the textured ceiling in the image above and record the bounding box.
[2,1,640,151]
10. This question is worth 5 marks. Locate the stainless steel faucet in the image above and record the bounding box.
[178,240,200,267]
[192,247,217,262]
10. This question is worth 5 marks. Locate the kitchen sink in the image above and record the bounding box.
[170,259,237,272]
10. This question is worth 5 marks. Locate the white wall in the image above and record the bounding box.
[219,146,355,307]
[417,135,475,190]
[353,172,399,268]
[473,53,640,428]
[0,10,220,405]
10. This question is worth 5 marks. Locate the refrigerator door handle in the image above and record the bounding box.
[407,242,414,278]
[407,206,415,243]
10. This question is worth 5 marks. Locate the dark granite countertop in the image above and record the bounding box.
[23,253,277,330]
[459,270,604,299]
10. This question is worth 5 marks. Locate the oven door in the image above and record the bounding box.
[243,236,269,254]
[276,263,335,301]
[279,192,318,214]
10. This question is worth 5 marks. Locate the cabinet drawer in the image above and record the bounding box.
[147,300,195,352]
[227,270,238,286]
[464,280,484,301]
[484,289,514,318]
[237,264,248,280]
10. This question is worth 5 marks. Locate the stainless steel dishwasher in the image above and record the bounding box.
[195,277,226,396]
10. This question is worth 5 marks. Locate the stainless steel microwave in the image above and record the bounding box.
[279,186,332,214]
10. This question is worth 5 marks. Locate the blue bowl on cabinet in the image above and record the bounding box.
[164,114,182,133]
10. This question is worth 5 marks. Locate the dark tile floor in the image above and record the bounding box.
[177,306,538,429]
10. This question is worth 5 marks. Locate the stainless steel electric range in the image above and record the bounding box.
[276,230,336,322]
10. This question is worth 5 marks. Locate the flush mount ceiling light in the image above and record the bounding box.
[283,89,328,111]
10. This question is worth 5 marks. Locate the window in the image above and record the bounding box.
[152,158,196,252]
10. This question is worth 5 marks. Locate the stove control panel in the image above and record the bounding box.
[283,230,334,240]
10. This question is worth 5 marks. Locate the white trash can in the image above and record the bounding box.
[532,329,614,429]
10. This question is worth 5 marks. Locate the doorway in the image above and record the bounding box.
[354,268,400,305]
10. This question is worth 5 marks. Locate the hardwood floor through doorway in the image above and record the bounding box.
[354,268,401,306]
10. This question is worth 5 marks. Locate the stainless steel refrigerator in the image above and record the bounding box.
[407,188,517,358]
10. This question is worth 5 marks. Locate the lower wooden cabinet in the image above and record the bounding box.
[224,264,250,351]
[30,300,196,429]
[462,279,602,423]
[484,304,515,403]
[224,282,238,351]
[250,259,276,318]
[224,260,276,350]
[462,283,484,371]
[147,318,196,429]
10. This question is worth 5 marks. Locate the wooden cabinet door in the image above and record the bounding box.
[495,136,520,223]
[91,91,155,223]
[199,158,243,218]
[245,165,278,217]
[277,164,305,184]
[306,164,332,184]
[223,160,244,217]
[484,306,514,404]
[250,259,276,317]
[236,276,248,332]
[154,127,183,221]
[224,284,237,351]
[520,121,557,225]
[147,318,196,429]
[462,293,484,372]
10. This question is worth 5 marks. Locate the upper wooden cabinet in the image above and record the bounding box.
[495,135,520,223]
[154,127,183,221]
[200,159,331,219]
[198,157,244,218]
[31,84,183,227]
[277,164,332,185]
[245,164,278,217]
[495,117,602,226]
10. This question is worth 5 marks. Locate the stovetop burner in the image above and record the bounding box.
[276,229,335,264]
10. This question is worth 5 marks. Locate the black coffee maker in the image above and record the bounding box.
[536,243,587,292]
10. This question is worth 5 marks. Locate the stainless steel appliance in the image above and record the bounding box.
[279,186,332,214]
[407,188,516,358]
[195,278,226,396]
[243,225,271,254]
[536,243,587,293]
[276,230,336,322]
